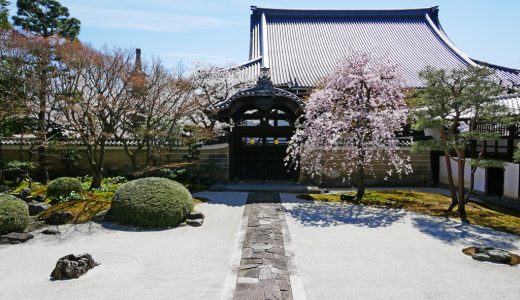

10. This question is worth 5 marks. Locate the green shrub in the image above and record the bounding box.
[111,177,193,227]
[47,177,83,199]
[0,194,29,234]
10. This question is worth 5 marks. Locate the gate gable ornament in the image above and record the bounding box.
[213,67,304,120]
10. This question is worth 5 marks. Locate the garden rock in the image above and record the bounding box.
[45,211,74,225]
[186,219,204,227]
[50,253,99,280]
[28,202,50,216]
[340,194,356,202]
[18,188,32,201]
[463,246,520,265]
[28,195,45,203]
[42,229,60,235]
[0,232,34,244]
[92,210,112,222]
[188,211,205,220]
[0,185,8,193]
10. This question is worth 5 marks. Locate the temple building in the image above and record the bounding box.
[214,6,520,193]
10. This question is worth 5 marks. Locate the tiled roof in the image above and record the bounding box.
[238,6,520,88]
[495,93,520,115]
[471,59,520,88]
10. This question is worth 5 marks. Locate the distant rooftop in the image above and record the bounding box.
[238,6,520,88]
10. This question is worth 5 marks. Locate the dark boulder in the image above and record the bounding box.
[186,219,204,227]
[0,232,34,244]
[45,211,74,225]
[50,254,99,280]
[340,194,356,202]
[28,195,45,203]
[18,188,32,201]
[463,246,519,265]
[188,211,205,220]
[41,229,60,235]
[28,202,50,216]
[92,210,114,222]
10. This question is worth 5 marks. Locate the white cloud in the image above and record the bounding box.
[68,5,228,32]
[162,52,235,65]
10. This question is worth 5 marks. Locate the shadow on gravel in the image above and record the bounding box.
[192,191,249,207]
[412,216,519,250]
[284,201,406,228]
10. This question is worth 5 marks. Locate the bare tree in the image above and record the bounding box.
[189,64,254,131]
[117,58,193,170]
[54,42,134,188]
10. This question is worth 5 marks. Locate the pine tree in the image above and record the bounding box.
[12,0,80,39]
[412,66,506,220]
[11,0,80,183]
[0,0,10,30]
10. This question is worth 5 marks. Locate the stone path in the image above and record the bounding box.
[233,192,293,300]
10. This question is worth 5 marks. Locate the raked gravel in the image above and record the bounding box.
[0,192,247,300]
[280,193,520,300]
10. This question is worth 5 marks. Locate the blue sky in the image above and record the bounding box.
[8,0,520,70]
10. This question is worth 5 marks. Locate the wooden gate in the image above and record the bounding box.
[231,127,296,180]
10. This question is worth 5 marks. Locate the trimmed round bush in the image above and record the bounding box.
[47,177,83,198]
[0,194,30,234]
[112,177,193,227]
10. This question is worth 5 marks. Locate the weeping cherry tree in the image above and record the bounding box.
[286,52,412,199]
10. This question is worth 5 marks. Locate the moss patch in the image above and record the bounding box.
[14,182,48,198]
[298,190,520,236]
[39,198,111,224]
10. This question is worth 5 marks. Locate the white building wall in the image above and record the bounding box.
[438,156,518,198]
[504,162,519,198]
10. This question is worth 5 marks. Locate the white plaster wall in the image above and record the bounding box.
[439,156,519,198]
[438,156,486,193]
[503,162,519,198]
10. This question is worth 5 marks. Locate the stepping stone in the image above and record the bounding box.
[0,232,34,244]
[186,219,204,227]
[233,192,293,299]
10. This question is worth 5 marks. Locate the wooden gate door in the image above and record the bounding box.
[231,128,296,180]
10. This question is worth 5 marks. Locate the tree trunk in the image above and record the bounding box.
[18,129,24,161]
[444,152,459,212]
[356,164,366,200]
[90,168,103,189]
[456,154,468,221]
[466,166,477,205]
[37,66,49,184]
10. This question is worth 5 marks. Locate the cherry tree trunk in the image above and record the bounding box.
[356,164,366,200]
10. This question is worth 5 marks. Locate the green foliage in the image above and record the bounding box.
[0,194,29,234]
[80,176,127,193]
[158,167,187,180]
[47,177,83,199]
[514,144,520,163]
[411,139,449,153]
[411,67,506,174]
[1,160,36,186]
[181,125,211,162]
[112,177,193,227]
[0,0,10,30]
[413,66,505,132]
[470,159,505,169]
[53,190,85,203]
[13,0,81,39]
[58,148,81,170]
[4,160,36,171]
[185,162,221,186]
